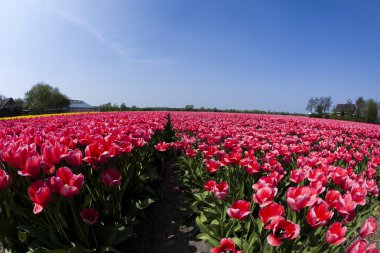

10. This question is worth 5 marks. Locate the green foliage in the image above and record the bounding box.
[184,104,194,111]
[24,83,70,114]
[366,99,378,123]
[98,102,128,112]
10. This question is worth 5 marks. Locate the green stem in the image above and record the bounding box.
[69,198,89,248]
[241,220,245,252]
[45,208,71,244]
[91,225,98,249]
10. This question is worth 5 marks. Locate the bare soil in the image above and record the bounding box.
[125,157,211,253]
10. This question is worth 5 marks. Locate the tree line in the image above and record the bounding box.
[306,96,378,123]
[1,83,70,115]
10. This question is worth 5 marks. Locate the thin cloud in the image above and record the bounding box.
[58,9,176,66]
[59,9,130,59]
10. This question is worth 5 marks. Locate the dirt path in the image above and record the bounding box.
[126,157,211,253]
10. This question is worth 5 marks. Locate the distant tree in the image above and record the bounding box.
[185,104,194,111]
[306,97,315,113]
[306,97,318,113]
[315,104,323,115]
[0,92,5,100]
[319,96,332,114]
[355,97,367,119]
[306,96,332,114]
[25,83,54,113]
[367,99,378,123]
[120,103,127,111]
[99,102,112,112]
[51,88,70,112]
[25,83,70,114]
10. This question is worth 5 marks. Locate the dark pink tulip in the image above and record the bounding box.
[227,200,251,220]
[347,239,378,253]
[213,182,229,200]
[286,186,318,211]
[0,169,12,189]
[64,149,83,167]
[28,180,52,214]
[359,217,377,238]
[101,168,122,187]
[80,208,99,225]
[49,167,84,197]
[253,186,277,207]
[325,222,346,245]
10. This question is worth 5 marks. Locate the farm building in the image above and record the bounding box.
[0,98,15,117]
[68,100,97,112]
[333,103,356,117]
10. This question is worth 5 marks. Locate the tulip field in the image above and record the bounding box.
[0,111,379,252]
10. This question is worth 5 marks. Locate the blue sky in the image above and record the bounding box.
[0,0,379,113]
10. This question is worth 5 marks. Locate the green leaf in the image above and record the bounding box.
[0,220,18,241]
[95,225,117,247]
[99,246,124,253]
[58,213,68,230]
[17,225,60,249]
[47,250,67,253]
[195,212,211,235]
[196,233,219,247]
[112,225,133,245]
[67,244,94,253]
[48,226,65,248]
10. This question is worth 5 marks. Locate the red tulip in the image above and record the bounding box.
[290,168,308,184]
[211,238,241,253]
[306,201,333,228]
[15,144,38,170]
[252,171,282,190]
[240,158,260,175]
[325,189,341,209]
[203,180,216,192]
[1,143,20,168]
[40,142,65,166]
[331,166,348,187]
[101,168,122,187]
[309,180,326,194]
[18,155,42,178]
[0,169,12,189]
[132,137,146,147]
[259,202,285,224]
[286,186,318,211]
[213,182,229,200]
[365,179,379,196]
[185,148,197,157]
[154,142,169,152]
[253,186,277,207]
[325,222,346,245]
[265,216,300,246]
[336,192,357,222]
[227,200,251,220]
[205,159,221,174]
[347,239,378,253]
[80,208,99,225]
[359,217,377,238]
[64,149,83,167]
[28,180,52,214]
[83,142,109,166]
[350,183,367,206]
[49,167,84,197]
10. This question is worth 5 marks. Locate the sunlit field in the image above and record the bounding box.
[0,111,379,252]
